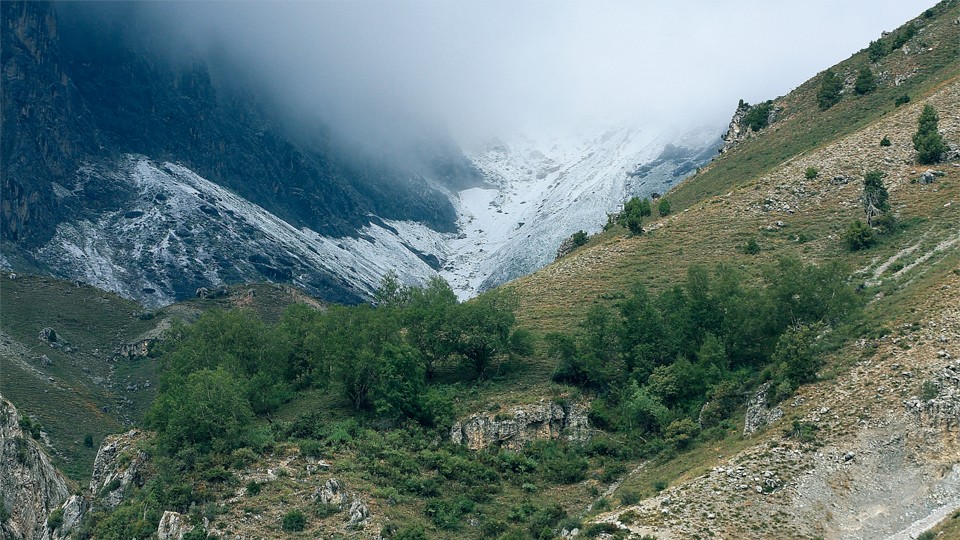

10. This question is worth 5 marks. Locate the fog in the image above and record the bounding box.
[68,1,936,147]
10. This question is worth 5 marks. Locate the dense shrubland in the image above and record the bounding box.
[550,258,861,451]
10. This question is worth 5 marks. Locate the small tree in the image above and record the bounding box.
[844,220,877,251]
[817,69,842,110]
[639,198,652,217]
[618,197,645,235]
[657,198,671,216]
[804,167,819,180]
[854,66,876,95]
[282,510,306,532]
[913,104,946,164]
[867,39,888,62]
[862,170,889,226]
[880,136,891,147]
[571,230,588,247]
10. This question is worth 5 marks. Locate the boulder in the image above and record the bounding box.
[38,327,57,343]
[346,499,370,530]
[314,478,349,509]
[743,382,784,435]
[157,511,194,540]
[450,401,591,451]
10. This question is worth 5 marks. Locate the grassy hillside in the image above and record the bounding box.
[4,3,959,539]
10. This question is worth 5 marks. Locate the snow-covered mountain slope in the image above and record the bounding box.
[441,126,720,297]
[34,155,449,307]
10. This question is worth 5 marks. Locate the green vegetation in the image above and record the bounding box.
[551,259,859,452]
[742,237,761,255]
[615,197,650,235]
[282,510,306,532]
[817,69,843,110]
[880,136,891,147]
[895,94,911,107]
[844,220,877,251]
[914,104,946,164]
[572,230,589,247]
[657,198,671,216]
[867,39,889,63]
[743,101,774,131]
[854,66,877,95]
[804,167,819,180]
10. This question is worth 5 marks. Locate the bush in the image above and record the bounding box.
[895,94,911,107]
[47,508,64,531]
[571,230,588,247]
[914,104,946,164]
[619,490,640,505]
[817,69,842,110]
[743,101,774,131]
[618,197,646,235]
[854,66,876,95]
[245,480,261,496]
[921,380,939,401]
[844,220,877,251]
[891,24,916,50]
[583,523,620,537]
[282,510,306,532]
[867,39,888,62]
[742,237,761,255]
[657,198,671,216]
[804,167,819,180]
[880,136,891,147]
[917,531,936,540]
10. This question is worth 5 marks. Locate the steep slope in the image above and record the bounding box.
[503,3,960,538]
[0,397,73,540]
[444,127,719,297]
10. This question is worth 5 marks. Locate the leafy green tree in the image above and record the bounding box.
[913,104,946,164]
[657,198,671,216]
[618,283,666,370]
[402,277,459,378]
[817,69,843,110]
[867,39,888,62]
[639,198,652,217]
[854,66,876,95]
[804,167,819,180]
[844,220,877,251]
[147,367,254,452]
[452,290,525,377]
[621,382,669,434]
[771,323,824,391]
[571,230,588,247]
[618,197,646,235]
[880,136,891,147]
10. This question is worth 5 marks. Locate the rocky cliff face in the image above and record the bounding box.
[450,401,591,451]
[0,397,72,540]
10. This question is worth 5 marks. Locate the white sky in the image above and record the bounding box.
[134,0,936,143]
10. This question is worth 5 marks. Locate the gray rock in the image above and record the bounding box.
[38,327,57,343]
[157,511,194,540]
[346,499,370,529]
[314,478,349,508]
[450,401,591,451]
[744,382,784,435]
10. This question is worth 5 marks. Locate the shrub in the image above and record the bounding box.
[854,66,876,95]
[657,198,671,216]
[84,434,95,448]
[282,510,306,532]
[742,237,761,255]
[817,69,842,110]
[914,104,946,164]
[880,136,891,147]
[867,39,888,62]
[571,230,588,247]
[891,24,916,50]
[47,508,64,531]
[245,480,261,496]
[619,490,641,505]
[918,531,936,540]
[844,221,877,251]
[804,167,819,180]
[653,480,668,492]
[618,197,646,235]
[895,94,911,107]
[921,380,939,401]
[583,523,620,537]
[743,101,774,131]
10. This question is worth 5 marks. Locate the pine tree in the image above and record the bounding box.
[862,170,889,226]
[817,69,842,110]
[913,104,946,164]
[854,66,876,95]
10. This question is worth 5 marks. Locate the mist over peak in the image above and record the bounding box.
[56,0,934,149]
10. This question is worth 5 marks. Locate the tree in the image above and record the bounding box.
[817,69,843,110]
[913,104,946,164]
[771,323,824,389]
[657,198,671,216]
[867,39,888,62]
[854,66,876,95]
[618,197,646,235]
[862,170,889,226]
[571,230,588,247]
[452,290,524,377]
[844,220,877,251]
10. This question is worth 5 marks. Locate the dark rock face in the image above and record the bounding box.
[1,1,481,303]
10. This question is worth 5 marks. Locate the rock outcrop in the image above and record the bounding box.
[719,100,782,154]
[743,382,784,435]
[88,429,149,510]
[450,400,591,451]
[0,396,72,540]
[905,359,960,431]
[157,510,193,540]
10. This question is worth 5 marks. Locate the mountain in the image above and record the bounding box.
[445,127,719,297]
[6,2,959,540]
[1,1,720,306]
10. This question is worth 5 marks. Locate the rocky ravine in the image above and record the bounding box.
[0,396,72,540]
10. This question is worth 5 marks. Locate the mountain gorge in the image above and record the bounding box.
[1,1,718,305]
[3,1,960,540]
